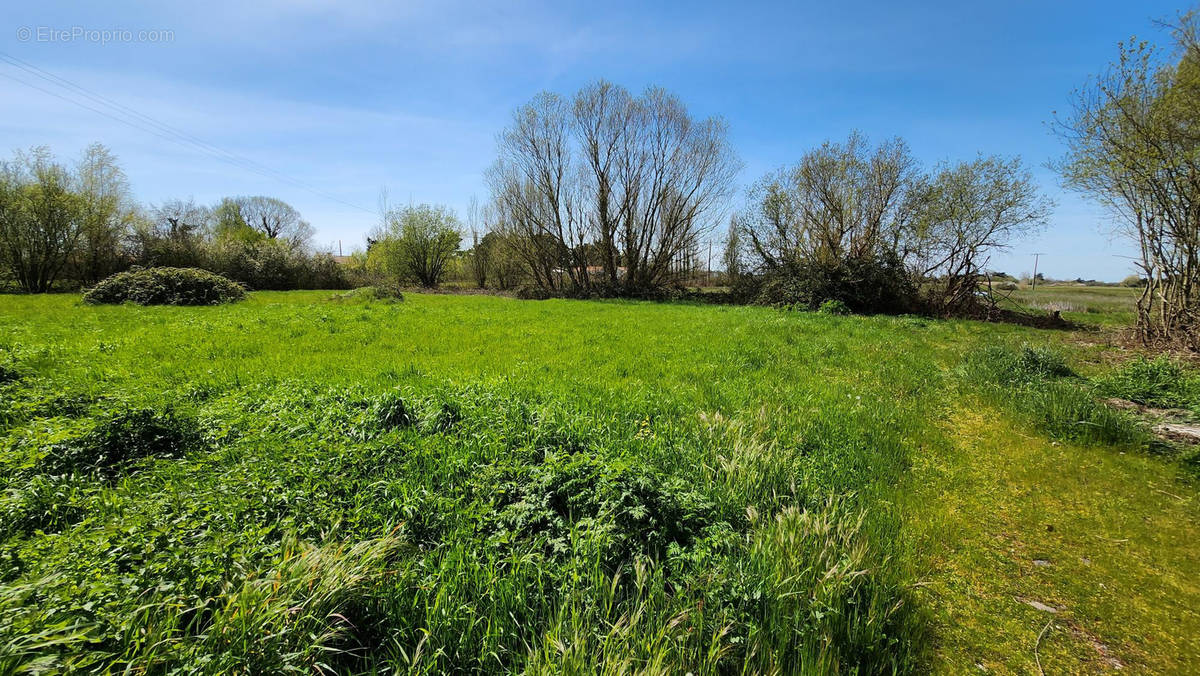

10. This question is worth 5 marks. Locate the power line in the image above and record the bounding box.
[0,51,375,215]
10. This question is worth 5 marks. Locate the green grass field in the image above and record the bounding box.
[1,289,1196,673]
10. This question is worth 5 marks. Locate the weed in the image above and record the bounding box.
[961,345,1145,446]
[329,286,404,303]
[1095,355,1199,412]
[35,406,202,478]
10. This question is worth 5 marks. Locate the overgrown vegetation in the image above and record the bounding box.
[734,134,1051,316]
[0,291,1196,672]
[328,285,405,304]
[960,344,1147,446]
[0,292,937,673]
[1095,355,1200,414]
[82,267,246,306]
[0,146,348,293]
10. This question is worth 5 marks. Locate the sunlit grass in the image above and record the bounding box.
[0,291,1195,672]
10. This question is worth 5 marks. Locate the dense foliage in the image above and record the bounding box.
[82,267,246,306]
[736,134,1051,316]
[0,146,348,293]
[367,204,461,288]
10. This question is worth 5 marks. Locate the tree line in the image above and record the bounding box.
[391,80,1050,317]
[0,145,347,292]
[7,7,1198,342]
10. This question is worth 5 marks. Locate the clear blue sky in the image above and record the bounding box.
[1,1,1189,280]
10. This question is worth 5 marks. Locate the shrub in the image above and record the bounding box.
[995,281,1019,291]
[1120,274,1147,288]
[516,285,553,301]
[755,256,917,314]
[205,240,350,291]
[328,286,403,303]
[818,299,851,315]
[83,267,245,306]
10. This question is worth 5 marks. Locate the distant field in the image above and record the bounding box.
[0,292,1196,673]
[998,284,1140,326]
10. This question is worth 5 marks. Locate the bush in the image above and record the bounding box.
[1120,274,1147,288]
[755,256,917,314]
[204,240,350,291]
[328,286,403,303]
[818,299,851,315]
[516,285,553,301]
[995,281,1019,291]
[83,267,245,306]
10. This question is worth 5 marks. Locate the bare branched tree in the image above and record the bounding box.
[1054,10,1200,346]
[233,196,313,250]
[906,156,1052,314]
[465,196,492,289]
[489,80,739,293]
[132,198,211,267]
[737,133,1049,314]
[741,133,918,272]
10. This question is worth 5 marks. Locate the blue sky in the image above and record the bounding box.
[1,1,1187,280]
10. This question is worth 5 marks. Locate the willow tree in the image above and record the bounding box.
[488,80,739,294]
[737,133,1049,314]
[1055,11,1200,347]
[370,204,462,288]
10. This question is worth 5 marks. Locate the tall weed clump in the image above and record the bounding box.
[34,406,203,479]
[961,344,1146,446]
[1094,355,1200,413]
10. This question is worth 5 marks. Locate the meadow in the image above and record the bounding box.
[0,289,1197,673]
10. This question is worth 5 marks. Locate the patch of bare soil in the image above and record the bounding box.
[1102,398,1200,445]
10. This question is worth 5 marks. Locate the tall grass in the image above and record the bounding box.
[0,292,976,672]
[959,344,1147,446]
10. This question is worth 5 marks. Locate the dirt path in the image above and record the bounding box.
[906,405,1200,673]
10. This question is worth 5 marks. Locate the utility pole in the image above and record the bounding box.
[1031,253,1045,291]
